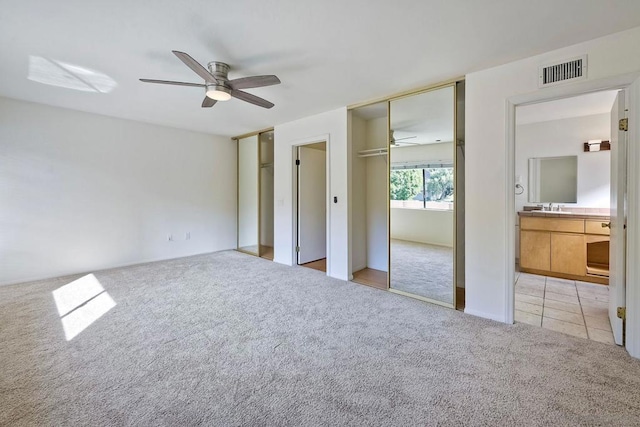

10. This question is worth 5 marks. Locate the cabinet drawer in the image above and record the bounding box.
[521,217,584,233]
[585,220,611,235]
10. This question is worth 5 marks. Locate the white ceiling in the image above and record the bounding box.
[516,90,619,125]
[352,102,386,121]
[2,0,640,137]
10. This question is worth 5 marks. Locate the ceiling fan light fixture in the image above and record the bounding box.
[206,85,231,101]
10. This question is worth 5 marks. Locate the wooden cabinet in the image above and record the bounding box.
[520,231,550,271]
[550,233,585,276]
[519,214,608,284]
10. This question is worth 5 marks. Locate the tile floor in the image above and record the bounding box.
[515,272,615,345]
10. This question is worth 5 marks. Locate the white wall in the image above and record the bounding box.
[516,113,611,213]
[0,97,236,286]
[349,113,367,272]
[466,26,640,322]
[391,209,453,247]
[273,107,349,280]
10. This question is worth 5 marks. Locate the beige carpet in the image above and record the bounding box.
[1,250,640,425]
[391,239,454,304]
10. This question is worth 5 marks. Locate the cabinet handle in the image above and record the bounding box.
[602,222,611,228]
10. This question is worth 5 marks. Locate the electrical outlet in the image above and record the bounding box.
[186,232,191,240]
[167,234,173,241]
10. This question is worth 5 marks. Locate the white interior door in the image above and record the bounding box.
[297,145,326,264]
[610,89,627,345]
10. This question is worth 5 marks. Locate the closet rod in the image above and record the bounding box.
[358,147,387,154]
[358,151,388,158]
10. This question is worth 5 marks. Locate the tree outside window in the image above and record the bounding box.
[390,167,454,210]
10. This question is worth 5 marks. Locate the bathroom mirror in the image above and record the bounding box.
[237,134,259,255]
[389,85,456,306]
[528,155,577,203]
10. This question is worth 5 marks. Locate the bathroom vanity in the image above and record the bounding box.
[518,211,610,285]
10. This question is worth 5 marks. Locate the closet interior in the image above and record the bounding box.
[236,129,274,260]
[260,131,274,260]
[350,102,389,289]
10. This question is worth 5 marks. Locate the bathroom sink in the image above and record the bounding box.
[530,210,573,215]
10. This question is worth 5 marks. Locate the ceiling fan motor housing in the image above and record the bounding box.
[206,61,232,99]
[208,62,230,83]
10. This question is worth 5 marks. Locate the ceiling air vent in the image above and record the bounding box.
[538,55,587,88]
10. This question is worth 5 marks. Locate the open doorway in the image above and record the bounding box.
[296,142,327,272]
[513,89,623,345]
[349,101,389,290]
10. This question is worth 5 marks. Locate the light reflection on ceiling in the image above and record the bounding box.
[28,55,117,93]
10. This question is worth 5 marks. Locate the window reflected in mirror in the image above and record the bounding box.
[389,85,456,306]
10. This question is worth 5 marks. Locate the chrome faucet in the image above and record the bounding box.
[548,202,553,211]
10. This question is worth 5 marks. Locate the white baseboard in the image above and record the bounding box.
[0,248,235,287]
[329,272,349,281]
[273,258,293,267]
[464,307,509,324]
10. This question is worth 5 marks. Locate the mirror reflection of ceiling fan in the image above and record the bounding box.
[389,130,419,146]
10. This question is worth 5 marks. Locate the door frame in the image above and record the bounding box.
[610,90,626,345]
[291,136,331,275]
[504,72,640,357]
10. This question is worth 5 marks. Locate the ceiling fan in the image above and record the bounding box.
[140,50,280,109]
[390,130,419,146]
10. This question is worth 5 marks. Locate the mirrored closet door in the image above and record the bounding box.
[389,85,457,307]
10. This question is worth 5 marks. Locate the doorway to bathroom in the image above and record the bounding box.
[512,89,624,345]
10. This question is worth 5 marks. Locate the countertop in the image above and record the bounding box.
[518,211,610,220]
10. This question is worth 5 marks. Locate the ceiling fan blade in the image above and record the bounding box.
[228,75,281,90]
[139,79,205,87]
[231,89,274,109]
[394,136,417,141]
[202,96,217,108]
[172,50,218,84]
